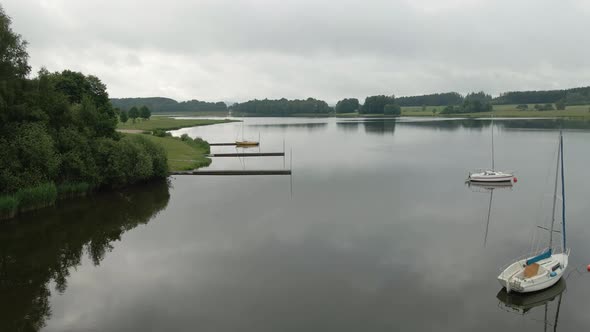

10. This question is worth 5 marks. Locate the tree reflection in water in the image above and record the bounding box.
[0,180,170,331]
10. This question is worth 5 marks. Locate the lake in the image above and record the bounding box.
[2,117,590,331]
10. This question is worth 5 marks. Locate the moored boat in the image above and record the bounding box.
[497,131,569,293]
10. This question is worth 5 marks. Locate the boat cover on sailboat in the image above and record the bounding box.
[526,249,552,266]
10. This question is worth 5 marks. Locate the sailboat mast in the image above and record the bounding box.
[560,131,566,250]
[549,134,561,249]
[491,114,495,170]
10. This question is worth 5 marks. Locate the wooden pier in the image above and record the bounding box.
[208,152,284,157]
[209,142,238,146]
[170,169,292,176]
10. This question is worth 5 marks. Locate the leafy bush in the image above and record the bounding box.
[180,134,210,154]
[152,129,171,137]
[95,135,168,188]
[383,104,401,116]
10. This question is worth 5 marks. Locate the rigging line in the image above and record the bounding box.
[528,140,561,253]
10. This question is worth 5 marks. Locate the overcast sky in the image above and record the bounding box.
[4,0,590,103]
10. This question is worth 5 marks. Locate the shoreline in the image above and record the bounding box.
[2,119,229,221]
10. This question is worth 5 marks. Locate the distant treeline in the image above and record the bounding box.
[232,96,402,116]
[439,92,493,114]
[230,98,332,116]
[494,86,590,105]
[110,97,228,113]
[396,92,464,106]
[397,87,590,107]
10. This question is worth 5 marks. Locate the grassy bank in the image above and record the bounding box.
[130,134,212,171]
[117,117,235,131]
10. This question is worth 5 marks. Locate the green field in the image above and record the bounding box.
[117,117,235,131]
[132,134,211,171]
[401,104,590,118]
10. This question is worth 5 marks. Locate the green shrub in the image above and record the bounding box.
[0,195,19,219]
[15,183,58,211]
[181,135,210,154]
[95,135,169,188]
[152,129,171,137]
[384,104,401,115]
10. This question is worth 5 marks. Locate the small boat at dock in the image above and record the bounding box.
[235,140,259,147]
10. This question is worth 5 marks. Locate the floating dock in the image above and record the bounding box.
[208,152,284,157]
[171,169,291,176]
[209,142,238,146]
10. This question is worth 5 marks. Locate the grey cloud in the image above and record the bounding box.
[3,0,590,102]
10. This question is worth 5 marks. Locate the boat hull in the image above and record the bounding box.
[235,141,259,147]
[498,253,568,293]
[468,171,513,183]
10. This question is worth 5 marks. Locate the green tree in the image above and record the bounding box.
[335,98,359,113]
[0,6,30,79]
[119,109,128,123]
[555,99,566,110]
[516,104,528,110]
[128,106,139,122]
[0,5,168,202]
[383,104,401,116]
[361,95,395,114]
[139,105,151,120]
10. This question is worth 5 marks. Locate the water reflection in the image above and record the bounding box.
[497,119,590,130]
[336,120,396,135]
[0,180,170,331]
[467,182,513,247]
[397,118,490,130]
[248,123,328,132]
[497,279,566,330]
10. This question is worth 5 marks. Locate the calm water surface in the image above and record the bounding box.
[2,117,590,331]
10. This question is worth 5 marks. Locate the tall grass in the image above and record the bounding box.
[0,195,19,219]
[15,183,58,212]
[57,182,92,198]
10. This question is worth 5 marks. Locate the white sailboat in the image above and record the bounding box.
[498,131,569,293]
[468,115,514,183]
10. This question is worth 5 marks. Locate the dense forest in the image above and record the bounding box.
[230,98,332,116]
[439,92,493,114]
[0,6,167,219]
[360,95,400,115]
[396,92,464,106]
[110,97,227,113]
[335,98,359,113]
[493,86,590,105]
